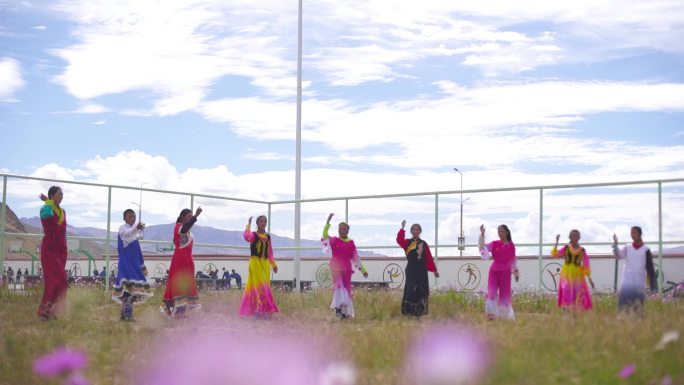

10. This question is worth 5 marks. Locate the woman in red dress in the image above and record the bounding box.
[161,207,203,318]
[38,186,68,320]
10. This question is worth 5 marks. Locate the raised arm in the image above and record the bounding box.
[551,234,563,257]
[323,213,334,240]
[396,220,409,250]
[243,217,255,243]
[180,207,202,234]
[612,234,626,259]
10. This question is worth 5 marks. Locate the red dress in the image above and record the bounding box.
[39,201,68,318]
[161,222,200,316]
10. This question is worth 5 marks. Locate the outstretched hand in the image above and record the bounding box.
[194,207,203,217]
[248,216,253,225]
[362,271,368,278]
[272,265,278,274]
[555,234,561,243]
[39,193,48,202]
[613,234,618,245]
[327,213,334,224]
[434,271,440,278]
[401,220,406,229]
[479,224,485,236]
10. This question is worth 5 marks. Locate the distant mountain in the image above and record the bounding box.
[18,217,380,257]
[2,204,26,233]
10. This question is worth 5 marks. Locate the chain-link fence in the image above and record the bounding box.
[2,174,683,293]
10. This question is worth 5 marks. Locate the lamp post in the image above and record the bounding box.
[131,182,146,239]
[454,168,465,257]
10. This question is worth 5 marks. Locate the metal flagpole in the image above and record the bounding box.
[294,0,303,291]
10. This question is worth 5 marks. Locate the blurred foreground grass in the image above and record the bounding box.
[1,285,682,385]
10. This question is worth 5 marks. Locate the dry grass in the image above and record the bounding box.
[1,285,682,385]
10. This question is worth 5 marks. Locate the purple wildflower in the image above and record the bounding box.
[619,364,635,379]
[404,325,492,385]
[661,374,673,385]
[65,374,91,385]
[33,347,88,378]
[139,321,332,385]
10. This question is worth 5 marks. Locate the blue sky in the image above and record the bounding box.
[2,0,684,200]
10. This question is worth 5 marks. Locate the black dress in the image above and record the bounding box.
[401,238,430,317]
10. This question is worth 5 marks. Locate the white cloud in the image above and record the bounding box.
[196,81,684,174]
[73,103,109,114]
[31,25,47,30]
[92,120,106,125]
[49,0,299,115]
[0,57,25,102]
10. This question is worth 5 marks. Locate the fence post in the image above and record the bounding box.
[105,187,112,290]
[538,188,544,291]
[0,176,6,276]
[345,199,349,224]
[658,182,664,293]
[267,203,272,234]
[434,193,439,288]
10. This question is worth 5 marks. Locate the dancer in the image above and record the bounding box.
[113,209,153,321]
[479,224,519,320]
[322,213,368,319]
[612,226,658,312]
[551,230,594,311]
[161,207,203,319]
[37,186,68,320]
[396,220,439,317]
[239,215,279,318]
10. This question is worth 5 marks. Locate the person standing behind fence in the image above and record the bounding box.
[396,220,439,318]
[612,226,658,313]
[239,215,279,318]
[114,209,153,321]
[231,269,242,289]
[479,224,519,320]
[222,267,232,289]
[38,186,68,320]
[161,207,203,319]
[322,213,368,319]
[552,230,594,311]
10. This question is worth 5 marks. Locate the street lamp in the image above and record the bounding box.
[454,168,465,256]
[130,183,146,239]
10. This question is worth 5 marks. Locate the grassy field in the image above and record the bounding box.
[0,285,682,385]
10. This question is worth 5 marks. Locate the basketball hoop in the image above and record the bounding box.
[8,240,22,253]
[67,239,80,252]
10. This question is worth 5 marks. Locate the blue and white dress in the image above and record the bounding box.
[112,222,153,303]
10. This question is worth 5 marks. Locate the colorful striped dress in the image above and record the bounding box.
[239,227,279,317]
[161,219,201,317]
[552,244,593,310]
[322,223,366,318]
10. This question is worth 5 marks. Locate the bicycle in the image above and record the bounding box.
[662,280,684,299]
